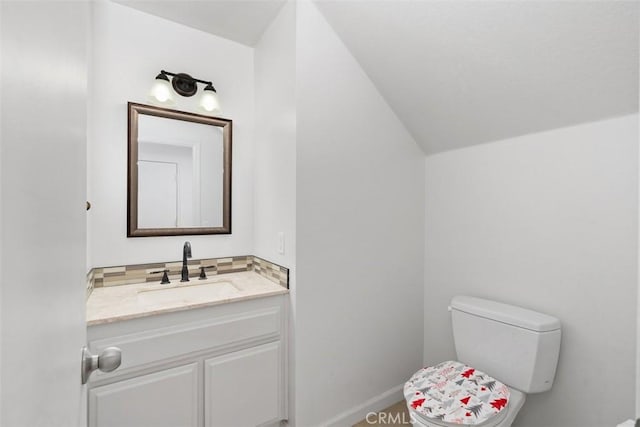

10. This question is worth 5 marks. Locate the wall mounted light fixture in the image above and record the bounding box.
[148,70,221,114]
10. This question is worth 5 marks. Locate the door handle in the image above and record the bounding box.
[81,346,122,384]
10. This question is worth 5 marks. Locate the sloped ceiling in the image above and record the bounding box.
[316,1,639,154]
[112,0,285,47]
[112,0,638,155]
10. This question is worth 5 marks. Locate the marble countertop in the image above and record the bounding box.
[86,271,289,326]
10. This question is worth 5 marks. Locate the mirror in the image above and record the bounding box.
[127,102,231,237]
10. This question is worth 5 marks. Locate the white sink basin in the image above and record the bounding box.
[137,280,240,305]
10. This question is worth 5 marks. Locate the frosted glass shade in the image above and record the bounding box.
[148,78,175,106]
[199,89,221,114]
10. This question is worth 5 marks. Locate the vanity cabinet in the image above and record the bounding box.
[87,295,287,427]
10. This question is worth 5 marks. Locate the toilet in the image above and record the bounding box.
[405,296,561,427]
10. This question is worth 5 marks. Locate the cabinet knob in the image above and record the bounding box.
[81,346,122,384]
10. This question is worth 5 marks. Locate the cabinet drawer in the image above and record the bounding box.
[89,307,281,377]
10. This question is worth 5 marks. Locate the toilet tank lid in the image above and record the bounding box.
[450,296,561,332]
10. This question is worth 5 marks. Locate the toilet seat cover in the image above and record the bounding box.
[404,361,510,425]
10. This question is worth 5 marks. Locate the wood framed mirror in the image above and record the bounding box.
[127,102,231,237]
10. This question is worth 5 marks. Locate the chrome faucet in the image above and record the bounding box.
[181,241,192,282]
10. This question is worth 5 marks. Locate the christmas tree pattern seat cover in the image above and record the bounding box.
[404,360,510,425]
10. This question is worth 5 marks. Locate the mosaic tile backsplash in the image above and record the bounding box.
[86,255,288,298]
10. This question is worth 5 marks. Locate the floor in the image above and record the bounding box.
[353,401,411,426]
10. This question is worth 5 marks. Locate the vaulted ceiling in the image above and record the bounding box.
[112,0,639,155]
[113,0,286,47]
[317,1,639,154]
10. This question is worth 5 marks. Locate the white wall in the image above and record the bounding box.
[637,25,640,421]
[254,1,296,273]
[0,3,4,421]
[295,1,425,425]
[1,2,89,425]
[88,0,254,268]
[424,115,638,427]
[253,1,297,423]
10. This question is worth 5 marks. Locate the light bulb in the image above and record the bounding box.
[148,74,175,106]
[199,85,221,114]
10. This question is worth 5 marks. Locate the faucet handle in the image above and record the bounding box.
[198,265,216,280]
[150,269,170,284]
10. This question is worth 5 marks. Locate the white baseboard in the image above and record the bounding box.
[323,384,404,427]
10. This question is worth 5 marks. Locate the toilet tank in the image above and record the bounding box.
[450,296,561,394]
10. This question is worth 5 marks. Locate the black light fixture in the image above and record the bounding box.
[148,70,221,114]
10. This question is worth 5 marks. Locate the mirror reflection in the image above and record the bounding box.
[128,103,231,237]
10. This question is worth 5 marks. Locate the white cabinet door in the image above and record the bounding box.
[205,342,282,427]
[89,363,199,427]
